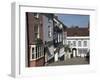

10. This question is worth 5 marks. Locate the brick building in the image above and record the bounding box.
[26,12,54,67]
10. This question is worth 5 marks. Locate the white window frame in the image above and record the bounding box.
[30,45,44,61]
[32,46,35,59]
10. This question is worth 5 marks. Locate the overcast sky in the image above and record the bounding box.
[56,14,89,28]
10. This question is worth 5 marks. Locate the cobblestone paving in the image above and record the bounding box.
[47,57,89,66]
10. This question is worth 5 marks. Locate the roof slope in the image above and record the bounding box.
[65,27,89,36]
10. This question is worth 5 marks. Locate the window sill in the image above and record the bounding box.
[30,55,44,61]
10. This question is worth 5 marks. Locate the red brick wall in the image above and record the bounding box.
[26,13,35,45]
[39,15,44,43]
[26,12,44,67]
[26,12,43,45]
[29,57,45,67]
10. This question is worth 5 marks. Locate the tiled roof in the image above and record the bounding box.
[65,27,89,36]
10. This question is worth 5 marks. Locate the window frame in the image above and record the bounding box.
[83,40,87,47]
[78,41,82,47]
[73,41,76,47]
[30,45,44,61]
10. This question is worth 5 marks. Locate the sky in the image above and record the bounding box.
[56,14,89,28]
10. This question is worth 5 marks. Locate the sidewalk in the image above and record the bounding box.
[47,57,89,66]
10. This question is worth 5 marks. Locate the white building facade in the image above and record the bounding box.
[66,36,90,57]
[65,27,90,58]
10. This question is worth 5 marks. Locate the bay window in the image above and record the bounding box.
[31,45,44,60]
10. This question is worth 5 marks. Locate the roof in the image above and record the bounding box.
[65,27,89,36]
[53,16,67,29]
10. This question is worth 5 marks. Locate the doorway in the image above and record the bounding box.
[72,48,77,58]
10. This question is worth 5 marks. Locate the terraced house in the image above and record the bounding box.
[26,12,45,67]
[53,16,66,62]
[26,13,66,67]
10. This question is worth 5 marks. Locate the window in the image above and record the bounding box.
[58,34,60,42]
[83,49,87,54]
[78,41,81,47]
[39,47,42,56]
[48,26,52,37]
[36,46,37,58]
[34,24,40,39]
[31,45,44,60]
[73,41,76,47]
[59,34,62,42]
[83,41,87,47]
[34,13,39,18]
[78,49,87,54]
[38,46,40,57]
[78,49,82,54]
[32,48,35,59]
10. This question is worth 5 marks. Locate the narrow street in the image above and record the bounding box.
[47,57,89,66]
